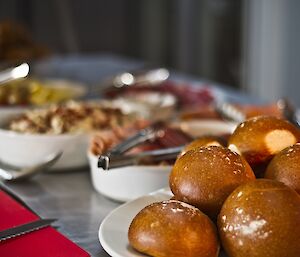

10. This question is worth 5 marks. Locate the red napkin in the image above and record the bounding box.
[0,189,90,257]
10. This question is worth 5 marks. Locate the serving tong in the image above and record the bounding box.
[216,99,300,127]
[215,102,246,123]
[98,67,170,92]
[277,98,300,127]
[0,63,30,85]
[99,146,183,170]
[98,122,189,170]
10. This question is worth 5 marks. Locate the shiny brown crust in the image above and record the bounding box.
[169,146,255,219]
[228,116,300,166]
[180,135,226,156]
[265,143,300,194]
[218,179,300,257]
[128,200,220,257]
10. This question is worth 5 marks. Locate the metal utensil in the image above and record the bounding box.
[215,102,246,123]
[277,98,300,127]
[0,152,62,182]
[0,218,56,242]
[108,122,166,156]
[95,67,170,93]
[98,146,183,170]
[0,63,30,85]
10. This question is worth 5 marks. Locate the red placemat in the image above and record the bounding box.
[0,189,90,257]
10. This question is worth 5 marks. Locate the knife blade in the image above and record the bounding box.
[0,218,56,242]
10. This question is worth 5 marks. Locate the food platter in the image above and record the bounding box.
[99,188,228,257]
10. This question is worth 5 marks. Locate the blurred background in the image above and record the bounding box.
[0,0,299,104]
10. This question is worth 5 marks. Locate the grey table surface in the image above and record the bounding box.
[2,54,254,257]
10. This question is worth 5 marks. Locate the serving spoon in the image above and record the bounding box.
[0,152,62,182]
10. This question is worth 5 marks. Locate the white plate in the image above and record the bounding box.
[99,188,228,257]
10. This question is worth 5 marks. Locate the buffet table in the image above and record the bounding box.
[2,54,256,257]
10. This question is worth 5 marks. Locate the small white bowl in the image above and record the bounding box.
[88,152,172,202]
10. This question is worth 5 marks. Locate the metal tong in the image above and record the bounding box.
[215,101,246,123]
[0,63,30,85]
[99,67,170,91]
[98,146,183,170]
[215,99,300,127]
[277,98,300,127]
[98,122,183,170]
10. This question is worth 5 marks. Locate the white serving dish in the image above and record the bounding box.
[0,126,90,170]
[99,188,227,257]
[107,92,176,121]
[178,119,237,137]
[0,104,93,170]
[88,152,172,202]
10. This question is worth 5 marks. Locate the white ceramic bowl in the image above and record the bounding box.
[88,152,172,202]
[0,128,90,170]
[0,107,91,170]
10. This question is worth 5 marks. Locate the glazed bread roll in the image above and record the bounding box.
[170,146,255,219]
[218,179,300,257]
[265,143,300,193]
[180,135,225,156]
[228,116,300,167]
[128,200,219,257]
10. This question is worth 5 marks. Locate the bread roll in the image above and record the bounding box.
[228,116,300,168]
[218,179,300,257]
[128,200,219,257]
[180,135,225,156]
[170,146,255,219]
[265,143,300,193]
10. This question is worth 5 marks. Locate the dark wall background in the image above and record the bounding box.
[0,0,242,88]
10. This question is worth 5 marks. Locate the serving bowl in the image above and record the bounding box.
[0,78,87,128]
[0,78,86,107]
[88,152,172,202]
[0,126,90,170]
[0,104,93,171]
